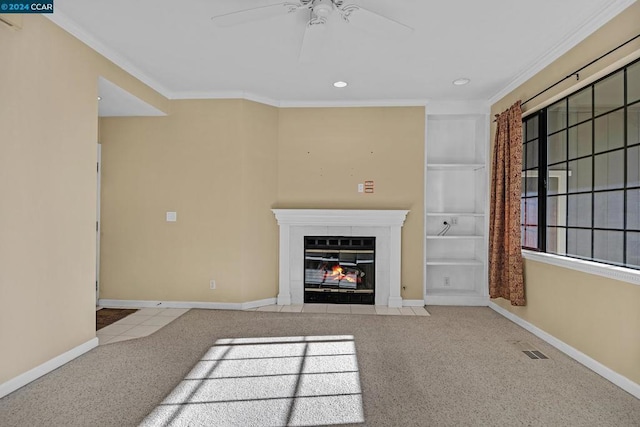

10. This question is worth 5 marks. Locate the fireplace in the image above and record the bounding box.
[304,236,375,305]
[272,209,409,307]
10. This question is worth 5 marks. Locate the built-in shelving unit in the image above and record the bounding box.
[426,164,485,170]
[424,111,489,306]
[426,235,483,240]
[426,212,484,217]
[426,259,484,266]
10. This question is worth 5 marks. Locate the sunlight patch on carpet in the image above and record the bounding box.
[140,335,364,426]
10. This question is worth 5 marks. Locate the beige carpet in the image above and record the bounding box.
[1,307,639,426]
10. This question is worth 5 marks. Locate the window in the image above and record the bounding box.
[521,58,640,270]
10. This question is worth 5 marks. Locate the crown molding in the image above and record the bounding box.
[488,0,637,106]
[167,90,282,107]
[168,91,430,108]
[46,9,172,98]
[98,76,167,117]
[43,10,427,108]
[278,99,429,108]
[48,1,634,110]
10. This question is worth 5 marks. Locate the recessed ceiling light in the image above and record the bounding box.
[333,81,348,88]
[453,78,471,86]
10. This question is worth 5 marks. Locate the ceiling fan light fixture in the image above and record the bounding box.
[453,78,471,86]
[333,81,348,88]
[313,0,334,18]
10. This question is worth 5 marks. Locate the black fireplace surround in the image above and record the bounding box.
[304,236,375,305]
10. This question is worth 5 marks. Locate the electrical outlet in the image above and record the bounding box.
[357,183,364,193]
[451,217,458,225]
[210,280,216,290]
[444,276,450,287]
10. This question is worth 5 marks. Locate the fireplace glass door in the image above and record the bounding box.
[304,236,375,304]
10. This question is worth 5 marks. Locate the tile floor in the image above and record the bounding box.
[97,304,430,345]
[97,307,190,345]
[246,304,431,316]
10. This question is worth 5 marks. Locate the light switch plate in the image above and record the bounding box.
[166,212,177,222]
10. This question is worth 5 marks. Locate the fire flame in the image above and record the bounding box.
[326,265,358,283]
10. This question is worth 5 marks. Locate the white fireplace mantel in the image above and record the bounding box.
[272,209,409,308]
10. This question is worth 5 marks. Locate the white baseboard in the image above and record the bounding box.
[100,297,419,309]
[98,298,276,311]
[241,298,277,310]
[387,296,403,308]
[0,337,98,399]
[425,295,489,306]
[402,299,425,307]
[489,301,640,400]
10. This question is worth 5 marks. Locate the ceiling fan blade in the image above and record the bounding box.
[212,2,303,27]
[299,19,327,63]
[339,5,413,38]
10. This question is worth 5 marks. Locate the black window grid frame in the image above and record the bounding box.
[520,56,640,270]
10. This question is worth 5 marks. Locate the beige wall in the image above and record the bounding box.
[277,107,425,299]
[99,99,279,303]
[0,15,166,385]
[493,261,640,384]
[100,105,424,303]
[239,101,280,301]
[491,2,640,384]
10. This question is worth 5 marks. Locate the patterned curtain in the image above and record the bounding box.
[489,101,525,306]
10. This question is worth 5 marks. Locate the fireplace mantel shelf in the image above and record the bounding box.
[272,209,410,308]
[272,209,409,227]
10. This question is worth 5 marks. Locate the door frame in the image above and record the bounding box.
[96,143,101,305]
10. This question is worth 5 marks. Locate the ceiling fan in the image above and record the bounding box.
[211,0,413,62]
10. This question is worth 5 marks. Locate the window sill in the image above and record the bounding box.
[521,250,640,286]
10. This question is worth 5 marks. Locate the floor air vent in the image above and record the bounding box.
[509,340,550,360]
[522,350,549,360]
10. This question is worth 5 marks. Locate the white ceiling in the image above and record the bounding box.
[98,77,166,117]
[52,0,636,107]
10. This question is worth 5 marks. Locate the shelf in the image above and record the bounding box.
[427,163,485,170]
[425,288,482,296]
[426,259,483,266]
[426,235,483,240]
[425,113,488,300]
[426,212,485,217]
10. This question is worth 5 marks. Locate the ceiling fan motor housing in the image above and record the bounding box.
[312,0,335,18]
